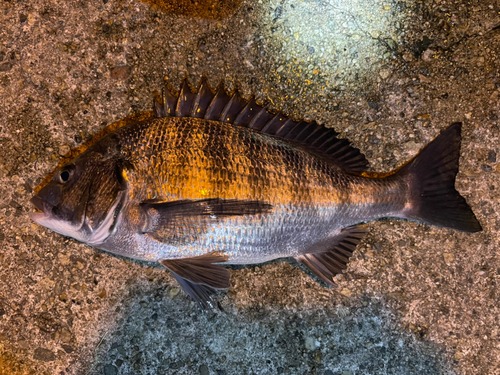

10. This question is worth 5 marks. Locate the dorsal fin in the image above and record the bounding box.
[153,78,368,172]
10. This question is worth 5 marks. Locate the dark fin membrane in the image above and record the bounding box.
[295,226,368,286]
[190,77,215,118]
[204,84,231,120]
[176,79,197,117]
[140,198,273,244]
[154,78,369,173]
[160,252,230,309]
[154,86,178,118]
[397,123,482,232]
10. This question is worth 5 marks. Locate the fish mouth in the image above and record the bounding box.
[29,193,91,242]
[29,195,54,223]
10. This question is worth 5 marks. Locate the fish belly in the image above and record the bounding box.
[102,192,403,264]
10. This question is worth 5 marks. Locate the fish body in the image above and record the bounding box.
[95,116,405,264]
[30,79,481,307]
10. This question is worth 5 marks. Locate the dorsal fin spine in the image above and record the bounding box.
[293,122,316,142]
[246,107,267,129]
[233,97,257,126]
[302,126,323,143]
[219,93,239,122]
[204,85,230,120]
[260,114,284,134]
[316,136,339,150]
[282,120,307,140]
[192,78,216,118]
[275,119,300,138]
[325,141,348,154]
[306,127,331,145]
[175,80,196,117]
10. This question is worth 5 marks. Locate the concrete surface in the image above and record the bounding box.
[0,0,499,374]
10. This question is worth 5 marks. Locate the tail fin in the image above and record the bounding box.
[397,123,482,232]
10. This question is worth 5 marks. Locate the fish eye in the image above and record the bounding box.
[60,170,70,182]
[57,166,74,184]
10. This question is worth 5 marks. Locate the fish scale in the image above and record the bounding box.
[30,78,481,308]
[122,117,339,204]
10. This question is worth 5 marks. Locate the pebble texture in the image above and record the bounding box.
[0,0,499,374]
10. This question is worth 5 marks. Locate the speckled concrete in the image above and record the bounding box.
[0,0,499,374]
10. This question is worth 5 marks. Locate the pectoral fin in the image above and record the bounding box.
[295,226,368,286]
[159,252,230,309]
[142,198,273,220]
[141,198,273,245]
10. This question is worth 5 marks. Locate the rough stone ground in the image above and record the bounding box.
[0,0,499,373]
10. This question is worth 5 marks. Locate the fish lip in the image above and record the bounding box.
[29,195,55,224]
[29,210,48,224]
[30,195,46,212]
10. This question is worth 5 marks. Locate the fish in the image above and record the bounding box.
[30,78,482,308]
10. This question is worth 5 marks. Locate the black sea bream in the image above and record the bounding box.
[30,78,482,307]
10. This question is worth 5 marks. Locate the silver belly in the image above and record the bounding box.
[99,201,402,264]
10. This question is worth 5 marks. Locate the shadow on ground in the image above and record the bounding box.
[88,284,454,375]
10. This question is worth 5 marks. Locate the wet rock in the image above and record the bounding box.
[488,150,496,163]
[481,164,492,172]
[413,36,433,57]
[273,6,284,22]
[33,347,56,362]
[103,364,118,375]
[58,144,70,156]
[422,49,435,61]
[443,253,454,264]
[61,344,74,353]
[110,65,131,80]
[367,100,380,110]
[379,69,391,79]
[59,291,68,302]
[169,360,183,369]
[199,364,209,375]
[116,345,126,355]
[305,336,320,350]
[0,62,12,72]
[36,312,59,333]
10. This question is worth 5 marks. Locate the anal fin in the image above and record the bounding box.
[160,252,230,309]
[295,226,368,286]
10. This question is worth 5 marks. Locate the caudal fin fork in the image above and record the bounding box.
[398,123,482,232]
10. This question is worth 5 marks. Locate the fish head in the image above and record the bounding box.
[30,149,127,245]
